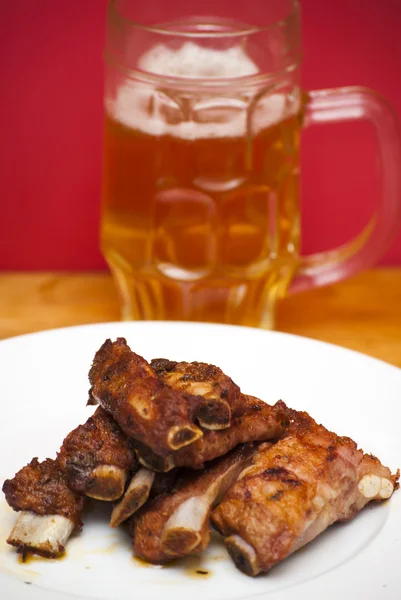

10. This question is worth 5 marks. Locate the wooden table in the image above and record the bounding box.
[1,269,401,367]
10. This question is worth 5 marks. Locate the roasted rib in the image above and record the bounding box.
[2,458,84,558]
[3,407,138,556]
[89,339,206,455]
[132,444,256,563]
[211,402,400,576]
[57,406,136,501]
[135,396,286,471]
[151,358,242,430]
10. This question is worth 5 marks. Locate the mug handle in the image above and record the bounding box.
[290,87,401,294]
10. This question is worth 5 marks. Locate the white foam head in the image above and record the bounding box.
[107,43,299,139]
[138,42,259,79]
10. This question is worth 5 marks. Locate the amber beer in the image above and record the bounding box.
[102,45,301,328]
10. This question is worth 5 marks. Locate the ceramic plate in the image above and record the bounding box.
[0,322,400,600]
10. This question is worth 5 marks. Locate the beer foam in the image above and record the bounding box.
[138,42,260,78]
[108,43,299,139]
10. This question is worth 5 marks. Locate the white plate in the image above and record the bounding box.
[0,322,400,600]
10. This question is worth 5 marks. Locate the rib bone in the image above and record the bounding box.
[379,478,394,499]
[225,535,260,577]
[357,474,395,500]
[135,443,176,472]
[85,465,127,501]
[110,468,155,527]
[161,456,253,556]
[166,424,203,451]
[132,444,256,563]
[195,399,231,430]
[7,511,74,559]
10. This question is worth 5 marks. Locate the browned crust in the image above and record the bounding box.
[132,444,255,563]
[57,406,136,494]
[2,459,84,530]
[88,339,205,455]
[135,396,286,471]
[151,358,244,428]
[150,359,240,409]
[212,403,399,574]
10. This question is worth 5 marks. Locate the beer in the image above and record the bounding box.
[102,44,301,328]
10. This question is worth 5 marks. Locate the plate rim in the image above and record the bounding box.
[1,320,400,376]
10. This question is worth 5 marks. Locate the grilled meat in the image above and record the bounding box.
[3,458,84,527]
[3,406,138,556]
[211,401,400,576]
[3,338,398,571]
[132,444,256,563]
[57,406,136,501]
[135,396,286,471]
[89,339,205,455]
[151,358,243,430]
[2,458,84,558]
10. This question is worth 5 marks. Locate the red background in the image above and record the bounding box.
[1,0,401,270]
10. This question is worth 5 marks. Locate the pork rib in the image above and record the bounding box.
[57,406,136,501]
[135,396,286,471]
[211,402,400,576]
[2,458,84,558]
[132,444,256,563]
[151,358,242,430]
[89,339,204,455]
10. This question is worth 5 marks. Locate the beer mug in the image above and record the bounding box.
[102,0,401,328]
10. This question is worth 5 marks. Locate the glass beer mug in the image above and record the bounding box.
[101,0,401,328]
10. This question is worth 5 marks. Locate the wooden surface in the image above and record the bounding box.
[1,269,401,367]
